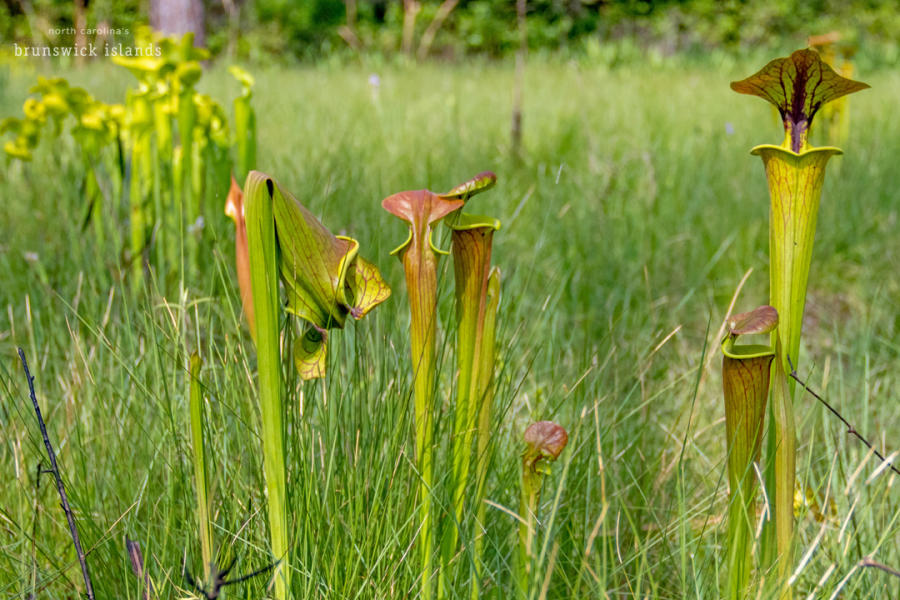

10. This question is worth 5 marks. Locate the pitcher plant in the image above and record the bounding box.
[518,421,568,600]
[438,172,500,600]
[731,48,868,595]
[382,185,466,600]
[720,306,777,599]
[242,171,389,599]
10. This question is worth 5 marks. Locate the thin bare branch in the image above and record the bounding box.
[788,356,900,477]
[859,556,900,579]
[185,556,280,599]
[18,347,94,600]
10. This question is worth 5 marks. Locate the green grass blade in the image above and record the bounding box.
[189,351,213,581]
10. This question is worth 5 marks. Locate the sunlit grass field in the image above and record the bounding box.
[1,57,898,598]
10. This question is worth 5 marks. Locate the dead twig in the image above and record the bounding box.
[185,556,280,599]
[18,347,95,599]
[787,356,899,477]
[859,556,900,579]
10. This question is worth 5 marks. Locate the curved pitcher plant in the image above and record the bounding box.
[241,171,389,600]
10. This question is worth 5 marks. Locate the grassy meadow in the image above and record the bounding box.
[1,57,899,598]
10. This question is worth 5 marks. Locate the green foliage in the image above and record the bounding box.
[230,0,900,62]
[1,28,256,289]
[255,0,345,45]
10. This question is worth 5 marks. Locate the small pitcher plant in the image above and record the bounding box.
[518,421,568,600]
[720,306,777,599]
[731,48,868,595]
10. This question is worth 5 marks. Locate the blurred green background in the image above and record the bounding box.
[2,0,899,67]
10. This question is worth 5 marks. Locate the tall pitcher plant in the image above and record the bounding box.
[236,172,389,599]
[440,173,500,600]
[382,172,500,600]
[382,186,464,600]
[731,49,868,594]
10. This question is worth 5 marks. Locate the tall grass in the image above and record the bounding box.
[1,58,898,598]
